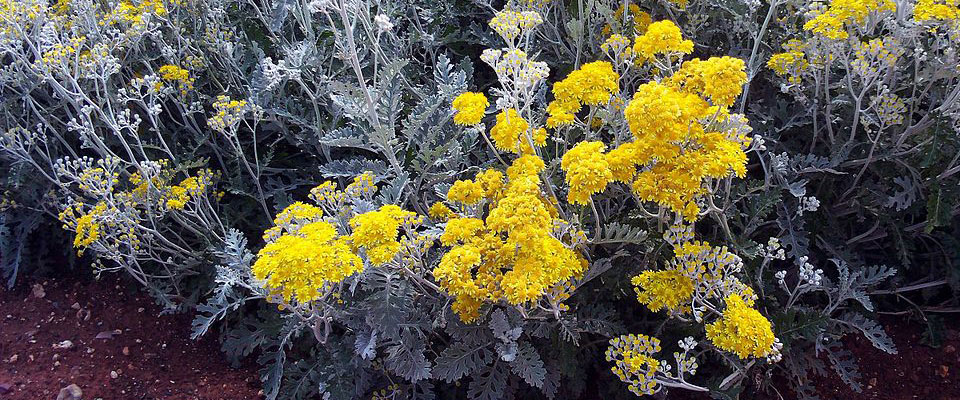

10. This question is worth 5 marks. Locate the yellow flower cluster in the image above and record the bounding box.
[452,92,488,126]
[803,0,896,40]
[631,269,694,313]
[253,174,412,303]
[209,95,251,132]
[545,61,620,128]
[620,80,749,219]
[560,141,613,205]
[253,203,362,303]
[632,20,693,62]
[767,40,809,84]
[70,202,108,253]
[164,169,214,210]
[103,0,177,28]
[157,65,194,95]
[349,205,421,265]
[669,57,747,107]
[705,294,776,358]
[851,37,901,78]
[604,334,662,396]
[433,156,585,322]
[263,201,324,242]
[914,0,960,21]
[490,109,547,154]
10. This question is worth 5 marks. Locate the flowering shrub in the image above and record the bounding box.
[1,0,958,399]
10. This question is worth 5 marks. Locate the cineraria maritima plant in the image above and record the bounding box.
[0,0,957,399]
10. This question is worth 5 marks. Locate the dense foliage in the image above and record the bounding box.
[1,0,958,398]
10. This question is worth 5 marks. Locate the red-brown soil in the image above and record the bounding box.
[813,315,960,399]
[0,278,262,400]
[1,276,957,400]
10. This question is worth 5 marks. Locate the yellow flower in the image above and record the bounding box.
[71,202,107,252]
[490,109,545,154]
[914,0,960,21]
[440,218,485,245]
[164,170,214,210]
[349,205,418,265]
[428,202,454,220]
[668,56,747,107]
[803,0,896,40]
[433,156,585,321]
[605,334,663,396]
[625,82,709,143]
[560,141,613,205]
[546,61,620,128]
[475,169,505,199]
[253,220,363,303]
[631,269,694,312]
[632,20,693,61]
[705,294,776,359]
[448,179,485,205]
[767,40,809,84]
[452,92,488,125]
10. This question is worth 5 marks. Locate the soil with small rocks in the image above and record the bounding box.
[2,275,957,400]
[0,277,261,400]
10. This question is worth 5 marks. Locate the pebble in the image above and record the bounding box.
[55,384,82,400]
[110,370,119,379]
[54,340,74,350]
[31,284,46,299]
[122,346,130,356]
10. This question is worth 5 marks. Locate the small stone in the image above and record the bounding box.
[53,354,60,361]
[56,384,82,400]
[6,354,17,363]
[54,340,74,350]
[0,382,12,394]
[137,307,145,313]
[31,284,45,299]
[110,370,119,379]
[945,344,956,354]
[71,302,81,310]
[938,365,950,378]
[54,360,61,367]
[122,347,130,356]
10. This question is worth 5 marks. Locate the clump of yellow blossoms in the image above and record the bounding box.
[632,20,693,61]
[560,141,613,205]
[349,205,420,265]
[209,95,254,132]
[69,202,108,254]
[164,170,214,210]
[669,57,747,107]
[546,61,620,128]
[452,92,488,126]
[914,0,960,21]
[253,173,419,303]
[433,155,586,322]
[489,109,547,154]
[767,40,809,84]
[803,0,896,40]
[157,65,194,95]
[619,77,750,219]
[253,203,362,303]
[57,162,215,256]
[604,334,663,396]
[705,294,776,358]
[632,269,694,313]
